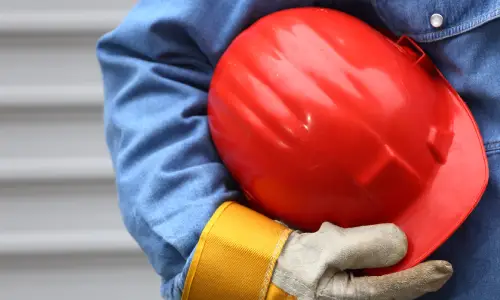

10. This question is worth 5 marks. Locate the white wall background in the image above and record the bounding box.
[0,1,163,299]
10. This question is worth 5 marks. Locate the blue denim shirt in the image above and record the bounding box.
[96,0,500,299]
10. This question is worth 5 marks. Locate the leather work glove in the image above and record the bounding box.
[271,222,453,300]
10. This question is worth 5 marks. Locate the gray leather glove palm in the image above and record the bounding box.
[272,222,453,300]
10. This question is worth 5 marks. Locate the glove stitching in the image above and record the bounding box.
[274,268,317,298]
[259,229,292,300]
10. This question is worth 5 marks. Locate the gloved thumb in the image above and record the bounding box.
[317,260,453,300]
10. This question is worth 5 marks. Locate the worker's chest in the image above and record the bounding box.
[367,1,500,299]
[310,0,500,298]
[346,0,500,147]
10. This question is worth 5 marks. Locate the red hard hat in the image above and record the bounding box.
[208,8,488,274]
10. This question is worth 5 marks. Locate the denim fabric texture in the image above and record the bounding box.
[96,1,500,299]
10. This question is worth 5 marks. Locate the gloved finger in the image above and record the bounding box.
[318,260,453,300]
[317,222,408,270]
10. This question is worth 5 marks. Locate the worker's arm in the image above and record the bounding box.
[96,1,315,298]
[96,1,453,299]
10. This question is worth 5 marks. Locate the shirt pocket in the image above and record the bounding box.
[371,0,500,42]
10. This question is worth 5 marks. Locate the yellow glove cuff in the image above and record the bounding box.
[181,201,292,300]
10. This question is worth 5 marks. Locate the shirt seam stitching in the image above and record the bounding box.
[371,0,500,42]
[485,141,500,152]
[415,9,500,42]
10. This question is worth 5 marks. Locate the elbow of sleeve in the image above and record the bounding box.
[181,202,292,300]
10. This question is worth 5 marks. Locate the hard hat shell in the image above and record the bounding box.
[208,8,488,274]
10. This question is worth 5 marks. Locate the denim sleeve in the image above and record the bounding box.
[96,0,314,299]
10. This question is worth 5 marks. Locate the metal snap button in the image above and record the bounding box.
[430,13,444,28]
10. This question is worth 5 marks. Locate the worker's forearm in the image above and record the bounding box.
[96,0,315,298]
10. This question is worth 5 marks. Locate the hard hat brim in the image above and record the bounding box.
[366,79,489,275]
